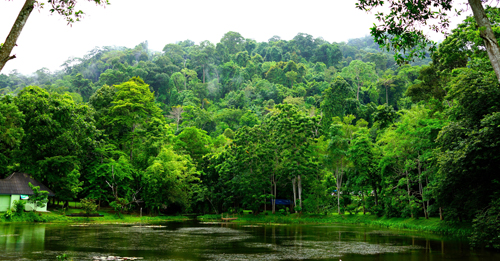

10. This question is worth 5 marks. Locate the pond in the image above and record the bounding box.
[1,220,499,260]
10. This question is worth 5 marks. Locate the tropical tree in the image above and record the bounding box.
[340,60,378,101]
[348,126,380,208]
[106,77,166,162]
[268,104,320,212]
[324,115,356,214]
[320,76,357,129]
[27,182,49,212]
[0,95,24,177]
[142,146,199,213]
[356,0,500,83]
[14,86,97,202]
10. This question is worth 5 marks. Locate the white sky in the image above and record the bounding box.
[0,0,468,75]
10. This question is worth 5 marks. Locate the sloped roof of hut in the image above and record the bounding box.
[0,172,55,196]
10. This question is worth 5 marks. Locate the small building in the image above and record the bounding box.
[0,172,55,212]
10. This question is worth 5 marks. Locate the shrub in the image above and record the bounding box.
[110,197,129,214]
[470,197,500,249]
[80,198,98,215]
[3,209,14,220]
[345,204,357,215]
[56,253,73,261]
[24,211,47,222]
[28,182,49,211]
[385,202,401,218]
[371,205,384,217]
[13,200,26,216]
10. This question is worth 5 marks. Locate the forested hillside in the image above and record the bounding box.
[1,7,500,249]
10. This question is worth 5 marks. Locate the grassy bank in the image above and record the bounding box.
[198,212,472,237]
[0,205,189,224]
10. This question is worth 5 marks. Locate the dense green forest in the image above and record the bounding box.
[1,7,500,248]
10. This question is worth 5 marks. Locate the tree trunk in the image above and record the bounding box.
[469,0,500,84]
[271,183,274,214]
[419,178,428,219]
[298,175,302,212]
[336,168,341,214]
[372,183,379,206]
[362,192,366,215]
[292,177,297,213]
[406,170,413,218]
[273,181,277,214]
[0,0,36,72]
[426,176,430,213]
[356,76,361,100]
[386,85,389,105]
[417,159,428,219]
[202,65,205,83]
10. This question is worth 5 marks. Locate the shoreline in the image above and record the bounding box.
[198,213,473,237]
[2,209,472,238]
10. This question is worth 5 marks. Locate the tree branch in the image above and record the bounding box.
[0,0,36,72]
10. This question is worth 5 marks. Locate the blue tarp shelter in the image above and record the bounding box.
[267,199,291,205]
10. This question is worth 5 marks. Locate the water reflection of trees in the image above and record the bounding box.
[0,224,45,252]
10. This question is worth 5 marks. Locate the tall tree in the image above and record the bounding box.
[348,126,380,207]
[0,95,24,177]
[267,104,320,212]
[143,145,199,213]
[107,77,165,162]
[14,86,97,201]
[356,0,500,83]
[320,76,357,129]
[340,60,378,101]
[325,115,356,214]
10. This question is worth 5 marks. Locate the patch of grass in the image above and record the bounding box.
[1,205,190,224]
[198,212,472,237]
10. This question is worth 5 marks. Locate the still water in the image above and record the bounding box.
[1,221,499,260]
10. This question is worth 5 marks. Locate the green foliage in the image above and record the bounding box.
[320,76,356,129]
[3,18,500,247]
[470,196,500,249]
[355,0,449,64]
[436,67,500,222]
[28,182,49,211]
[3,209,14,220]
[13,200,26,216]
[0,95,24,176]
[110,198,129,215]
[56,253,72,261]
[13,86,95,200]
[80,198,98,215]
[142,145,199,212]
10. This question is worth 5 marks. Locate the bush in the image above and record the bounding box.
[345,204,357,215]
[56,253,73,261]
[470,197,500,249]
[110,197,129,214]
[371,205,384,217]
[3,209,14,220]
[24,211,47,222]
[13,200,26,216]
[80,198,98,215]
[385,203,400,218]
